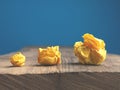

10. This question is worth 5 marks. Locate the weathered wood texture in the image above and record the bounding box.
[0,47,120,90]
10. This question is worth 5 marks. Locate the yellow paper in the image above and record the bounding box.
[74,33,107,65]
[38,46,61,65]
[10,52,26,66]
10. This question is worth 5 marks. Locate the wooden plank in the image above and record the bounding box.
[0,47,120,90]
[0,47,120,74]
[0,72,119,90]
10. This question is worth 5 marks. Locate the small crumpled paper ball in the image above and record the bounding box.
[74,33,107,65]
[38,46,61,65]
[10,52,26,66]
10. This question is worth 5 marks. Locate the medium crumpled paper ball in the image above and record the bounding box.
[74,33,107,65]
[38,46,61,65]
[10,52,26,66]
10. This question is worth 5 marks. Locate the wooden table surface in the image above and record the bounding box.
[0,47,120,90]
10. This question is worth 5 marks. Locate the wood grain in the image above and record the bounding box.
[0,72,120,90]
[0,47,120,74]
[0,47,120,90]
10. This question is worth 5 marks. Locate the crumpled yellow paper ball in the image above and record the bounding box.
[38,46,61,65]
[10,52,26,66]
[74,33,107,65]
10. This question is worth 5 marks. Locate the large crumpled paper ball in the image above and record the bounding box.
[74,33,107,65]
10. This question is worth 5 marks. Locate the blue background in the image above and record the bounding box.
[0,0,120,55]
